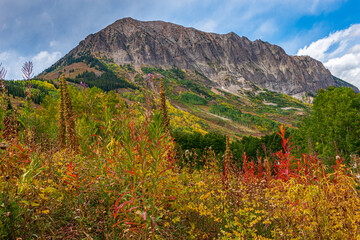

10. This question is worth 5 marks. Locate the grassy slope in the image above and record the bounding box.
[37,56,310,137]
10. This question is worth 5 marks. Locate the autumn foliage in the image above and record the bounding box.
[0,75,360,239]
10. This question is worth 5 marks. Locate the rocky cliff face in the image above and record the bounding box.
[55,17,358,95]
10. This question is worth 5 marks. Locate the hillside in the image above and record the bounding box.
[37,60,311,136]
[35,18,360,136]
[3,59,360,240]
[40,17,358,98]
[3,17,360,240]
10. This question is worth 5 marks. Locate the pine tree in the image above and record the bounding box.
[159,78,170,130]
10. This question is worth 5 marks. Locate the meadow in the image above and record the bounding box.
[1,70,360,239]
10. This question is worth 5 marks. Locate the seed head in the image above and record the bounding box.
[0,142,7,150]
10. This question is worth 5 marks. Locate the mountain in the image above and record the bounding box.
[34,18,359,136]
[333,76,359,92]
[41,17,358,97]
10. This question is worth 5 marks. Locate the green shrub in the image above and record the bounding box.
[179,92,207,105]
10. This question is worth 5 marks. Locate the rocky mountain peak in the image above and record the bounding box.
[51,17,359,96]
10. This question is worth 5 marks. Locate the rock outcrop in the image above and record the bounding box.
[51,17,359,95]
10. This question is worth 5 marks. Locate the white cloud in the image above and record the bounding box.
[178,0,346,48]
[50,40,59,47]
[279,24,325,55]
[0,51,26,80]
[254,20,278,39]
[0,51,61,80]
[325,52,360,83]
[32,51,62,76]
[1,23,7,31]
[0,0,350,80]
[297,24,360,88]
[194,19,218,33]
[0,0,347,58]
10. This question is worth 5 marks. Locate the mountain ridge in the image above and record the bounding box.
[42,17,359,96]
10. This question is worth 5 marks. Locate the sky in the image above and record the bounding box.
[0,0,360,87]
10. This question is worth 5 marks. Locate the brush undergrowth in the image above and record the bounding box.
[0,79,360,239]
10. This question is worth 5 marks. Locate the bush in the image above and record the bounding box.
[179,91,208,105]
[297,86,360,164]
[2,80,360,239]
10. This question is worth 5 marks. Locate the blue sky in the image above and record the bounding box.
[1,0,360,87]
